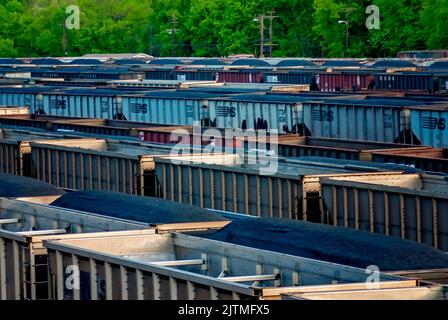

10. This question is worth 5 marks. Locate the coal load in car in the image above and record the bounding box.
[50,191,229,225]
[197,217,448,272]
[0,174,65,198]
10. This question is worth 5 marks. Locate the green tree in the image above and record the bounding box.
[264,0,317,57]
[0,0,27,57]
[313,0,372,58]
[152,0,190,56]
[368,0,425,57]
[313,0,346,57]
[0,0,445,58]
[420,0,448,50]
[0,39,18,57]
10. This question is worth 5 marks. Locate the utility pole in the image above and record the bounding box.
[338,0,350,58]
[62,19,68,57]
[345,0,350,57]
[266,10,279,58]
[168,12,179,57]
[257,14,265,58]
[255,11,278,58]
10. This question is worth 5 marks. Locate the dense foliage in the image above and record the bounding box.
[0,0,446,58]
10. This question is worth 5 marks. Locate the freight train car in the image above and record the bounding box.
[171,69,220,82]
[263,70,318,86]
[248,135,428,159]
[0,114,186,141]
[409,105,448,148]
[316,72,375,92]
[0,196,146,300]
[254,135,448,173]
[26,138,184,196]
[206,93,326,133]
[206,93,446,144]
[0,175,230,301]
[216,70,265,83]
[281,283,447,300]
[30,67,143,81]
[1,86,446,148]
[374,72,443,92]
[0,107,29,116]
[2,175,448,300]
[0,198,227,300]
[0,196,445,301]
[370,147,448,173]
[299,97,443,144]
[320,173,448,251]
[52,190,448,273]
[143,68,174,81]
[0,86,164,120]
[0,114,84,131]
[43,231,402,300]
[0,129,188,195]
[0,86,64,112]
[0,129,82,176]
[38,88,143,120]
[121,90,236,125]
[153,154,419,222]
